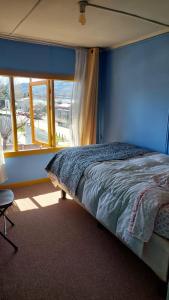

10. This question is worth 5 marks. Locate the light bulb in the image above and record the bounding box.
[79,13,86,25]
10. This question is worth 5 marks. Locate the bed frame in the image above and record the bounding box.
[50,175,169,299]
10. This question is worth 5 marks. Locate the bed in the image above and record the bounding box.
[46,142,169,299]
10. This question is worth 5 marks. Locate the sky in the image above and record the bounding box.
[0,76,45,85]
[0,76,29,84]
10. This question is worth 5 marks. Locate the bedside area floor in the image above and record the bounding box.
[0,182,165,300]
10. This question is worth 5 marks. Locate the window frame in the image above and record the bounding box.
[0,70,74,158]
[29,79,52,147]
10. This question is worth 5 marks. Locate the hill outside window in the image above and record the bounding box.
[0,74,74,155]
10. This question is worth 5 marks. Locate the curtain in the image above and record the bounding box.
[71,48,88,146]
[0,135,7,183]
[71,47,99,146]
[80,48,99,145]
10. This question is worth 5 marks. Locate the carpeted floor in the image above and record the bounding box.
[0,182,165,300]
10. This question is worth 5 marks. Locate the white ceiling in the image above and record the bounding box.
[0,0,169,48]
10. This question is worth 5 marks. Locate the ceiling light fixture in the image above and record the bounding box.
[78,0,169,28]
[79,0,88,25]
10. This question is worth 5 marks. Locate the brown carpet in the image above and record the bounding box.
[0,182,165,300]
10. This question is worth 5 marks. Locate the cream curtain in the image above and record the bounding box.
[0,135,7,183]
[71,48,88,146]
[71,47,99,146]
[80,48,99,145]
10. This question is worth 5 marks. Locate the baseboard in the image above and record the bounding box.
[0,178,50,189]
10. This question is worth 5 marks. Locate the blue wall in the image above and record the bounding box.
[6,153,54,183]
[4,33,169,183]
[0,38,75,183]
[100,33,169,153]
[0,38,75,75]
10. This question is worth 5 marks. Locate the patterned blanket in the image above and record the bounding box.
[80,153,169,254]
[45,142,149,196]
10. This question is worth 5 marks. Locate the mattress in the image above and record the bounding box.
[46,149,169,242]
[49,166,169,241]
[76,170,169,241]
[47,148,169,284]
[51,172,169,281]
[155,204,169,239]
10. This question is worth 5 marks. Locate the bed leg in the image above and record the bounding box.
[97,222,105,230]
[60,190,66,200]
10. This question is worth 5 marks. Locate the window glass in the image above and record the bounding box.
[54,80,73,146]
[31,82,49,145]
[0,76,13,151]
[14,77,33,150]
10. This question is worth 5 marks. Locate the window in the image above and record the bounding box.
[0,75,74,153]
[0,76,14,151]
[54,80,73,146]
[29,79,51,147]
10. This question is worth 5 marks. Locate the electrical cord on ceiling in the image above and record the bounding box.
[87,3,169,28]
[79,1,169,28]
[10,0,43,35]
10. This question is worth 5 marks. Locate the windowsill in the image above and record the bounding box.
[4,146,66,158]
